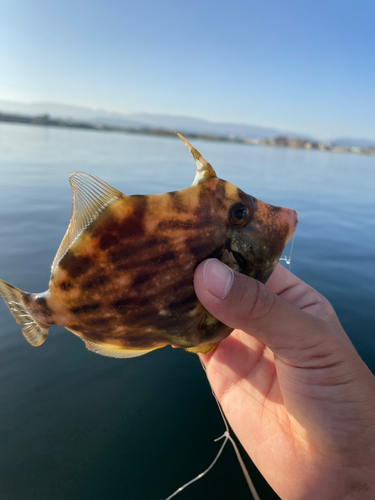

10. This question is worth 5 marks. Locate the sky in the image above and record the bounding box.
[0,0,374,139]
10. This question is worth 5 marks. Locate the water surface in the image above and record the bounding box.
[0,123,374,499]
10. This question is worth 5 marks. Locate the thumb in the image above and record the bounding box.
[194,259,345,367]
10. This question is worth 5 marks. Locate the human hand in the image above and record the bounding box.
[194,259,375,500]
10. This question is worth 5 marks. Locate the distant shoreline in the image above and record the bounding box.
[1,111,374,157]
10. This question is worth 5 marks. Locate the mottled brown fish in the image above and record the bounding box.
[0,134,297,358]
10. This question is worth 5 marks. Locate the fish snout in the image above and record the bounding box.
[280,207,298,240]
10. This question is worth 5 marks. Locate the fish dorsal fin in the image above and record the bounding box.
[176,133,217,185]
[51,172,123,274]
[84,338,160,358]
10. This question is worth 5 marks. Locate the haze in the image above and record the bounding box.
[0,0,374,140]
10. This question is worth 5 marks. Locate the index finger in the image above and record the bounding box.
[266,264,341,326]
[265,264,302,296]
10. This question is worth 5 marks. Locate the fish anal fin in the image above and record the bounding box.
[51,172,123,274]
[184,342,220,354]
[84,338,163,358]
[0,280,48,347]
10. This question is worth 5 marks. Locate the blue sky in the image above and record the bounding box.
[0,0,374,139]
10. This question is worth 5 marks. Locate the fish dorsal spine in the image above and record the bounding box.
[51,172,123,274]
[176,133,217,185]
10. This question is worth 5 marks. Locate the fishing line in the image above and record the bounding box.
[279,232,295,271]
[161,359,260,500]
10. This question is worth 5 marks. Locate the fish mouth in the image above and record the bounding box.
[231,250,246,271]
[225,236,253,273]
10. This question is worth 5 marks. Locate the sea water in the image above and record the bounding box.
[0,123,374,500]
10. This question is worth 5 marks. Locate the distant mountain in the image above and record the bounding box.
[0,100,373,146]
[0,100,141,128]
[0,100,303,139]
[102,113,296,140]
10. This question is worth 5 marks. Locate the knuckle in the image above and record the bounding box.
[235,275,277,323]
[309,288,337,321]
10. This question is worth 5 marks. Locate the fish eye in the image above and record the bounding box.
[229,203,250,228]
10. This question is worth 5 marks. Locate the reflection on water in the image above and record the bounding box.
[0,123,374,499]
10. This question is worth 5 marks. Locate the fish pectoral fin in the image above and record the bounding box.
[0,280,48,347]
[83,338,162,358]
[51,172,124,274]
[184,342,220,354]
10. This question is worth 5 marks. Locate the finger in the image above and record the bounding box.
[194,259,349,367]
[265,263,301,295]
[266,264,353,344]
[265,264,334,319]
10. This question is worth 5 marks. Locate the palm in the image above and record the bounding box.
[200,331,303,496]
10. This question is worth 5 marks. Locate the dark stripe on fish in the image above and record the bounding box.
[35,296,53,317]
[157,219,214,230]
[168,191,189,213]
[159,251,175,263]
[115,251,175,272]
[59,282,72,291]
[99,233,119,250]
[60,253,93,278]
[269,205,281,213]
[110,238,168,263]
[237,188,258,212]
[81,275,109,290]
[195,185,213,219]
[113,298,134,310]
[165,277,194,291]
[132,272,157,286]
[186,241,216,257]
[169,294,197,312]
[86,317,111,327]
[21,292,32,306]
[116,196,147,239]
[68,325,81,332]
[71,303,101,314]
[213,182,228,211]
[112,296,150,312]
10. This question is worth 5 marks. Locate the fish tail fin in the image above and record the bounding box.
[0,280,49,347]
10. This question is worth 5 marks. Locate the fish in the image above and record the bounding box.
[0,134,298,358]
